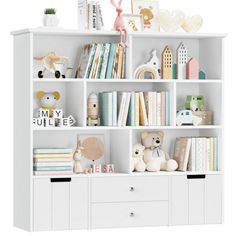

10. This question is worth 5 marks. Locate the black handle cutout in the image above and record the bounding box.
[187,175,206,179]
[50,178,71,183]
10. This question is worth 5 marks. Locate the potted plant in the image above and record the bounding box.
[43,8,59,27]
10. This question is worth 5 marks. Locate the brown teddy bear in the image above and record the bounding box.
[141,131,178,172]
[139,7,154,28]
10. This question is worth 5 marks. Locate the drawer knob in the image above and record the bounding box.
[130,187,135,192]
[130,212,135,217]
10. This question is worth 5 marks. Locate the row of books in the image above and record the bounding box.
[76,43,125,79]
[99,91,170,126]
[33,148,73,176]
[173,137,218,172]
[78,0,104,30]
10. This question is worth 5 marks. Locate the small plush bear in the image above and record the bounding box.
[36,91,60,117]
[131,143,146,172]
[141,131,178,172]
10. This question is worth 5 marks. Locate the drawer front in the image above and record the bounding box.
[92,201,169,228]
[92,176,169,202]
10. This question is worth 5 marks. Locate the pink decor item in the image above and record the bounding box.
[110,0,128,48]
[186,58,199,79]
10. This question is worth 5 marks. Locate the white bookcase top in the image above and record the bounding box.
[11,28,227,39]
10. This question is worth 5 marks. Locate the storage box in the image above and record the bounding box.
[192,111,213,125]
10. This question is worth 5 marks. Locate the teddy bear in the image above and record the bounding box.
[36,90,60,117]
[131,143,146,172]
[141,131,178,172]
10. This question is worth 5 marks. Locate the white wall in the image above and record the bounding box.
[0,0,235,236]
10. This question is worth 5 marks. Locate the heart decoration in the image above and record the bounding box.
[182,15,203,32]
[157,10,185,32]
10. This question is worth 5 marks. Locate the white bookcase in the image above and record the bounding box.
[13,28,225,231]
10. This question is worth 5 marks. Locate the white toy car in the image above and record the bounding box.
[176,110,202,126]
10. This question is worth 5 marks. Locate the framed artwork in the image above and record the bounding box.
[131,0,159,31]
[123,14,143,32]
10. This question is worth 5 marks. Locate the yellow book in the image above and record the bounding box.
[117,47,123,79]
[33,153,73,158]
[139,92,148,126]
[210,138,214,171]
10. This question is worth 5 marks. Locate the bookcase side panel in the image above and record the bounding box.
[13,33,33,231]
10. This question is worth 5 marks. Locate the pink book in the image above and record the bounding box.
[161,92,166,126]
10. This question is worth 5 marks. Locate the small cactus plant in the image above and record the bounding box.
[44,8,56,15]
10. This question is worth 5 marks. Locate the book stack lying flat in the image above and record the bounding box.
[98,91,170,126]
[33,148,73,176]
[76,43,125,79]
[173,137,218,172]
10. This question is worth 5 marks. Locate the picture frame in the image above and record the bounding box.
[131,0,159,31]
[123,14,143,32]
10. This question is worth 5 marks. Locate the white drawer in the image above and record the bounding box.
[91,201,169,228]
[91,176,169,202]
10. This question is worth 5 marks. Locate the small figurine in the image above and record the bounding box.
[176,110,202,126]
[185,95,205,111]
[110,0,128,48]
[73,136,84,174]
[134,50,161,79]
[186,58,199,80]
[87,93,100,126]
[162,45,173,80]
[34,52,72,78]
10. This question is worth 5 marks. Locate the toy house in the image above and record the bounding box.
[186,57,199,79]
[161,45,172,80]
[177,42,188,79]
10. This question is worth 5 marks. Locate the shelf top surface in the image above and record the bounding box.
[11,28,227,38]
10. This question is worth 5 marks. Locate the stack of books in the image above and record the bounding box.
[173,137,218,172]
[99,91,170,126]
[78,0,104,30]
[76,43,125,79]
[33,148,73,176]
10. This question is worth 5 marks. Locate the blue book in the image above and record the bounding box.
[105,43,116,79]
[33,166,72,171]
[112,91,117,126]
[33,148,72,154]
[102,92,113,126]
[127,91,135,126]
[84,43,97,78]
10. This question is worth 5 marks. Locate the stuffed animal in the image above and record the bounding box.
[73,136,84,174]
[131,143,146,172]
[141,131,178,172]
[36,91,60,117]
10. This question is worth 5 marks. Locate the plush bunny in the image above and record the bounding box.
[73,136,84,174]
[110,0,128,48]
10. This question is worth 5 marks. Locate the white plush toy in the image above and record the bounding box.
[141,131,178,172]
[131,143,146,172]
[73,136,84,174]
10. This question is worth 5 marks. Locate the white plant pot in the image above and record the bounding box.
[43,14,59,27]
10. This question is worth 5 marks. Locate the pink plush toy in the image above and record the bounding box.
[110,0,128,48]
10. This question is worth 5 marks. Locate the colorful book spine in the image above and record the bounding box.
[105,43,116,79]
[127,91,135,126]
[89,43,102,78]
[156,92,161,126]
[100,43,111,79]
[134,92,140,126]
[117,92,127,126]
[84,43,97,78]
[95,43,105,78]
[139,92,148,126]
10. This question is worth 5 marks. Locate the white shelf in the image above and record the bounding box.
[11,28,227,39]
[33,125,222,131]
[32,171,222,179]
[33,78,222,84]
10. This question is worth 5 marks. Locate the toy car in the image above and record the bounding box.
[176,110,202,126]
[185,95,205,111]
